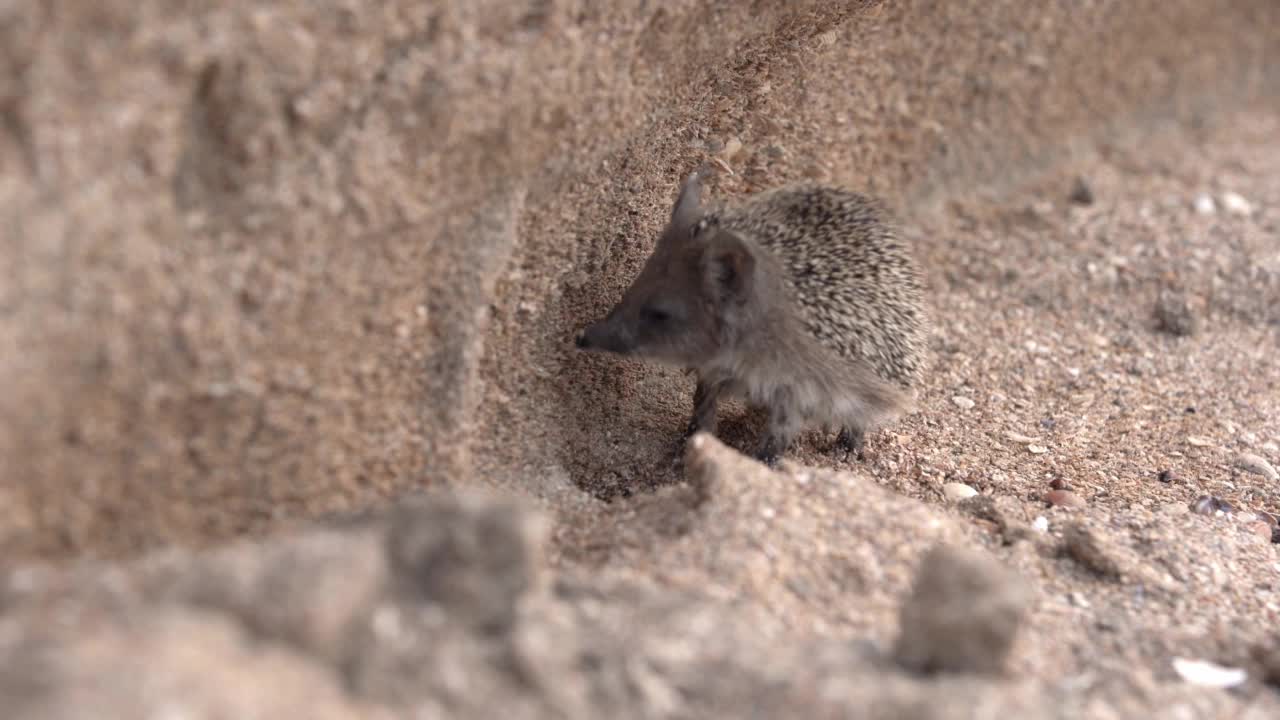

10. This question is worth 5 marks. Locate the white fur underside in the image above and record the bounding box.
[701,350,906,434]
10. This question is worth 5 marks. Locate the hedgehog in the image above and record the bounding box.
[574,170,928,466]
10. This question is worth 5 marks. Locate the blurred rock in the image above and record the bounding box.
[1233,453,1278,482]
[1220,191,1254,215]
[1046,490,1086,509]
[1061,523,1128,580]
[893,545,1032,675]
[1154,290,1197,337]
[1069,177,1095,205]
[384,490,547,632]
[1191,495,1234,516]
[944,482,979,501]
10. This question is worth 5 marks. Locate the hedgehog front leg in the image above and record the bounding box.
[754,386,799,468]
[683,376,728,439]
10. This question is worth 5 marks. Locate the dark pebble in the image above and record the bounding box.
[1191,495,1233,515]
[1157,469,1177,484]
[1069,176,1095,206]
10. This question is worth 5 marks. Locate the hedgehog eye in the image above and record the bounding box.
[640,307,671,324]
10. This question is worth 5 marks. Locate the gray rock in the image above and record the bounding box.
[1234,453,1278,482]
[1154,290,1196,337]
[893,545,1032,675]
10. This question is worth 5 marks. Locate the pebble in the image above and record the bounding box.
[720,136,743,160]
[943,482,979,502]
[1191,495,1233,516]
[1220,191,1253,216]
[892,545,1031,675]
[1172,658,1248,689]
[1193,194,1216,215]
[1069,177,1094,206]
[1027,445,1049,455]
[1234,453,1278,482]
[1157,469,1177,483]
[1062,523,1125,579]
[1032,516,1050,533]
[1186,436,1214,448]
[1045,490,1086,508]
[1246,521,1273,543]
[1005,431,1040,444]
[951,396,975,410]
[1154,290,1196,337]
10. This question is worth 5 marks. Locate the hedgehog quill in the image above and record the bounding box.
[575,171,928,466]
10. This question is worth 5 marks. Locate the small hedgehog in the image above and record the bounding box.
[575,171,928,466]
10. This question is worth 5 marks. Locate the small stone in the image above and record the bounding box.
[951,396,975,410]
[1157,469,1177,483]
[1193,194,1216,215]
[1258,510,1279,530]
[1045,490,1086,509]
[1246,521,1273,543]
[1049,477,1068,490]
[1191,495,1233,516]
[1220,191,1253,216]
[1032,516,1050,533]
[893,545,1032,675]
[1186,436,1214,448]
[1234,453,1278,482]
[721,136,743,160]
[1172,658,1248,689]
[385,492,546,631]
[1069,177,1094,206]
[1154,290,1196,337]
[1061,523,1126,579]
[943,482,979,502]
[1027,445,1050,455]
[1005,431,1040,444]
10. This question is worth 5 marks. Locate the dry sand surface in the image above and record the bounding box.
[2,0,1280,717]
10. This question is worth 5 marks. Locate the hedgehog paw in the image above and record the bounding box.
[836,426,866,462]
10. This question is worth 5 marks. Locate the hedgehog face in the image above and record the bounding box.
[574,172,757,365]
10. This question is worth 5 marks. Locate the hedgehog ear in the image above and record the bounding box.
[700,232,754,304]
[670,171,703,231]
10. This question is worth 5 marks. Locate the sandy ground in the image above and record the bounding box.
[535,99,1280,689]
[2,0,1280,716]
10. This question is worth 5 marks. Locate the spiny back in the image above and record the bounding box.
[713,184,927,387]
